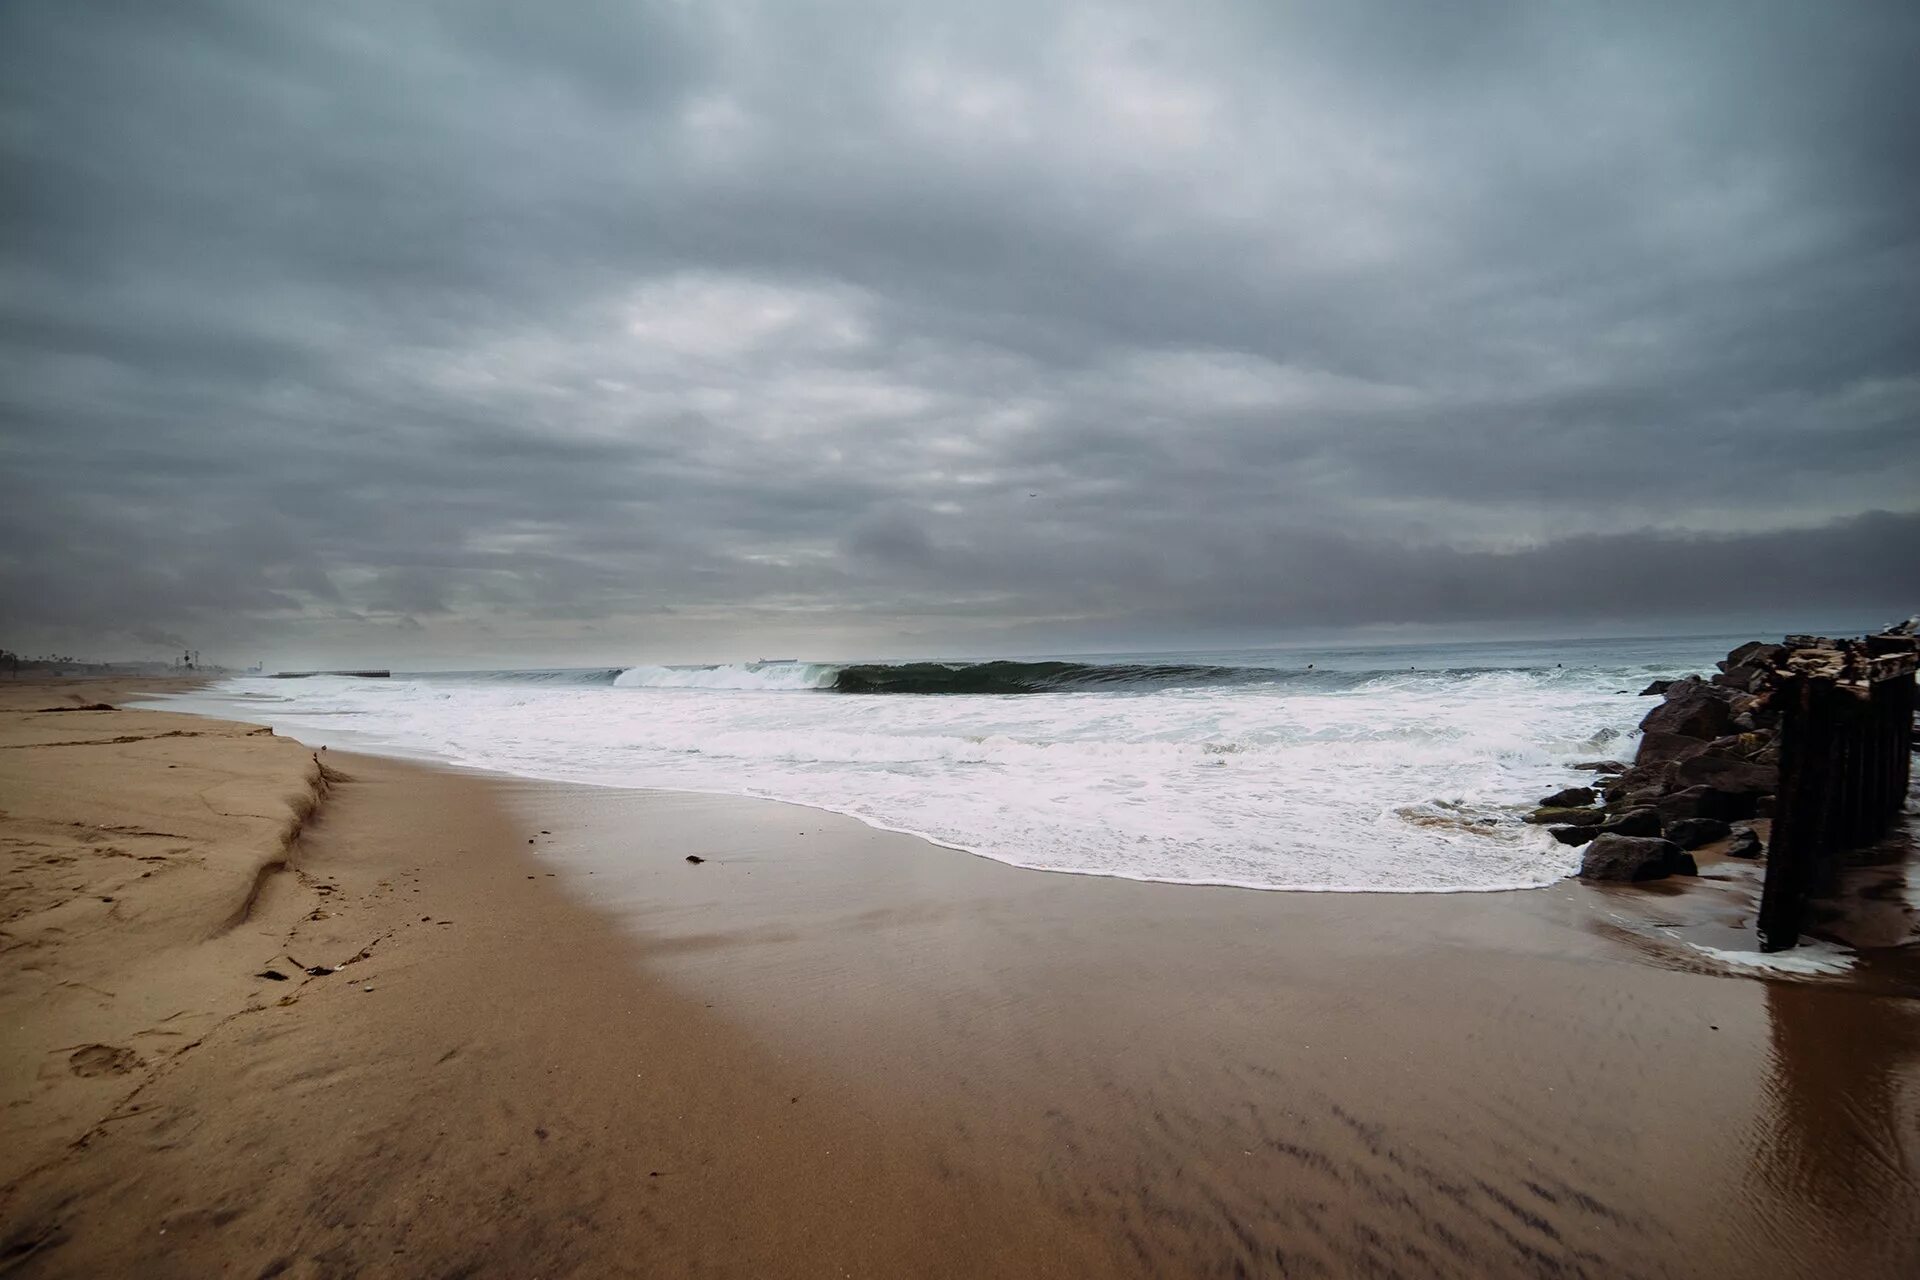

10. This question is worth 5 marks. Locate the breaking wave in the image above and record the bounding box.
[601,659,1381,694]
[162,633,1767,892]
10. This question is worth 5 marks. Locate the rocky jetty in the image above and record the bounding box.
[1552,619,1919,885]
[1544,635,1809,882]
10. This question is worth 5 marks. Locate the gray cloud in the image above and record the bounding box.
[1,0,1915,664]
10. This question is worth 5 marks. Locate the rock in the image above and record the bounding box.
[1634,732,1713,766]
[1723,640,1783,669]
[1639,680,1736,744]
[1711,650,1783,695]
[1539,786,1596,808]
[1740,695,1783,733]
[1600,760,1678,800]
[1673,754,1777,797]
[1570,759,1627,773]
[1711,643,1785,693]
[1599,807,1662,837]
[1581,834,1697,882]
[1548,825,1601,846]
[1665,817,1731,850]
[685,854,706,864]
[1656,785,1741,824]
[1639,680,1674,696]
[1726,826,1764,858]
[1525,806,1605,826]
[1704,731,1774,761]
[256,970,289,981]
[1712,666,1772,693]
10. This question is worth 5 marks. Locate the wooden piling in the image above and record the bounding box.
[1758,674,1813,952]
[1757,632,1917,952]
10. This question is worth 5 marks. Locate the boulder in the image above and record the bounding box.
[1665,817,1731,850]
[1722,640,1784,670]
[1711,647,1783,694]
[1712,665,1773,694]
[1634,732,1712,766]
[1580,834,1697,882]
[1639,680,1674,696]
[1639,680,1736,743]
[1711,643,1785,693]
[1655,785,1741,824]
[1726,826,1764,858]
[1704,732,1768,761]
[1570,759,1627,773]
[1599,807,1662,837]
[1735,691,1781,732]
[1548,824,1600,846]
[1526,806,1605,827]
[1673,754,1778,798]
[1539,786,1597,808]
[1600,760,1678,799]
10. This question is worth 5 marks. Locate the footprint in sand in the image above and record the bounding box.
[67,1044,142,1077]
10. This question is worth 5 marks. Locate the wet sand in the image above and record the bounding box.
[521,783,1920,1278]
[4,681,1918,1277]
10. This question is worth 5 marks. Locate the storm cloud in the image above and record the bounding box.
[2,1,1916,664]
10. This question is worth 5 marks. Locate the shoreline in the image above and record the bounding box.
[134,676,1599,897]
[5,679,1919,1276]
[128,677,1918,960]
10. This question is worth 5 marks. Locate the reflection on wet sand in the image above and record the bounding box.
[1749,978,1920,1269]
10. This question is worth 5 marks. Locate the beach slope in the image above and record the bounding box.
[0,683,1121,1277]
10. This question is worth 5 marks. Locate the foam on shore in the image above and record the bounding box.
[148,643,1710,893]
[1688,940,1858,976]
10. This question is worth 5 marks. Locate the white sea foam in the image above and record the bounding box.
[612,661,839,690]
[1688,941,1857,977]
[149,643,1722,893]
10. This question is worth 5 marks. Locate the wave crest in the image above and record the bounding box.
[613,662,839,691]
[610,659,1356,694]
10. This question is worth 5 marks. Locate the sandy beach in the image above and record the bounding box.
[10,0,1918,1272]
[4,679,1918,1278]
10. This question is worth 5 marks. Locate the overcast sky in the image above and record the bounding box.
[2,1,1916,666]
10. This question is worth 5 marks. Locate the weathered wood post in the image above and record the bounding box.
[1833,687,1862,861]
[1865,676,1892,822]
[1759,673,1817,952]
[1759,633,1918,952]
[1898,664,1916,802]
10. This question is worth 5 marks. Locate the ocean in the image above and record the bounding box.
[153,633,1794,893]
